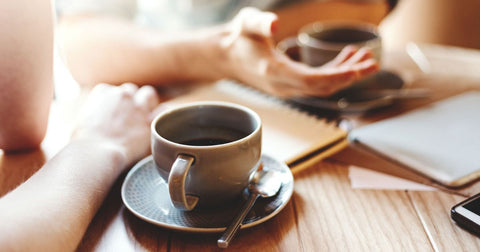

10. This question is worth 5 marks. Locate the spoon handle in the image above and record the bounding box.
[217,192,259,248]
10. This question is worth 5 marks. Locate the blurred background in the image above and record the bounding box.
[380,0,480,50]
[55,0,480,49]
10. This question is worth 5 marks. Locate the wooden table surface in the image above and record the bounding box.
[2,43,480,251]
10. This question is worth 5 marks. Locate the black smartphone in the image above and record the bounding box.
[451,193,480,236]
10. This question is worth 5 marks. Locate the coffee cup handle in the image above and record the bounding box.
[168,154,199,211]
[276,36,298,54]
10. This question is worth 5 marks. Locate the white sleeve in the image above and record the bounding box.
[55,0,138,19]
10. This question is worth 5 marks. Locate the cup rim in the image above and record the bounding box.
[298,21,381,51]
[151,101,262,149]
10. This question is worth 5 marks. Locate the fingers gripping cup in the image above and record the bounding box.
[151,102,262,211]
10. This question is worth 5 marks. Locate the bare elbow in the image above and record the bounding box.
[0,84,52,152]
[0,125,47,153]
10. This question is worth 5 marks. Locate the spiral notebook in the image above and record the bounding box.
[163,80,348,174]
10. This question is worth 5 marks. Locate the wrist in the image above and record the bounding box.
[149,25,233,83]
[68,138,128,177]
[181,25,233,82]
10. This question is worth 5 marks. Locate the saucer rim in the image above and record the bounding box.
[288,70,404,113]
[121,154,294,233]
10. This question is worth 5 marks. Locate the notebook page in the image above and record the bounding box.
[163,80,347,168]
[349,91,480,187]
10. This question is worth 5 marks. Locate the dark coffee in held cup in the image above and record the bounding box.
[277,21,382,67]
[298,22,381,67]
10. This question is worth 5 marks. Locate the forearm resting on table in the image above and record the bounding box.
[0,140,126,252]
[57,16,229,87]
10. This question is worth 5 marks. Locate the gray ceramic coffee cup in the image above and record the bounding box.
[151,101,262,211]
[278,21,382,67]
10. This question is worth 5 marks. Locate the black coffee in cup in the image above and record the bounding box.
[179,127,248,146]
[310,27,379,44]
[181,137,231,146]
[151,101,262,211]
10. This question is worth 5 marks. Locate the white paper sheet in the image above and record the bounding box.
[348,166,437,191]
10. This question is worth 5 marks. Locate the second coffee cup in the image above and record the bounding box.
[151,101,262,211]
[278,21,382,67]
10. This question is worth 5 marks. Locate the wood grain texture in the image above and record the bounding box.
[0,150,45,197]
[293,161,432,251]
[409,191,480,252]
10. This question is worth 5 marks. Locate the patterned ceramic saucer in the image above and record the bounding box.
[121,154,294,233]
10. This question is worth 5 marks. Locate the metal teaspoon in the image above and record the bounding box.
[217,167,282,248]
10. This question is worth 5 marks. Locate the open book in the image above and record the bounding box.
[163,80,348,174]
